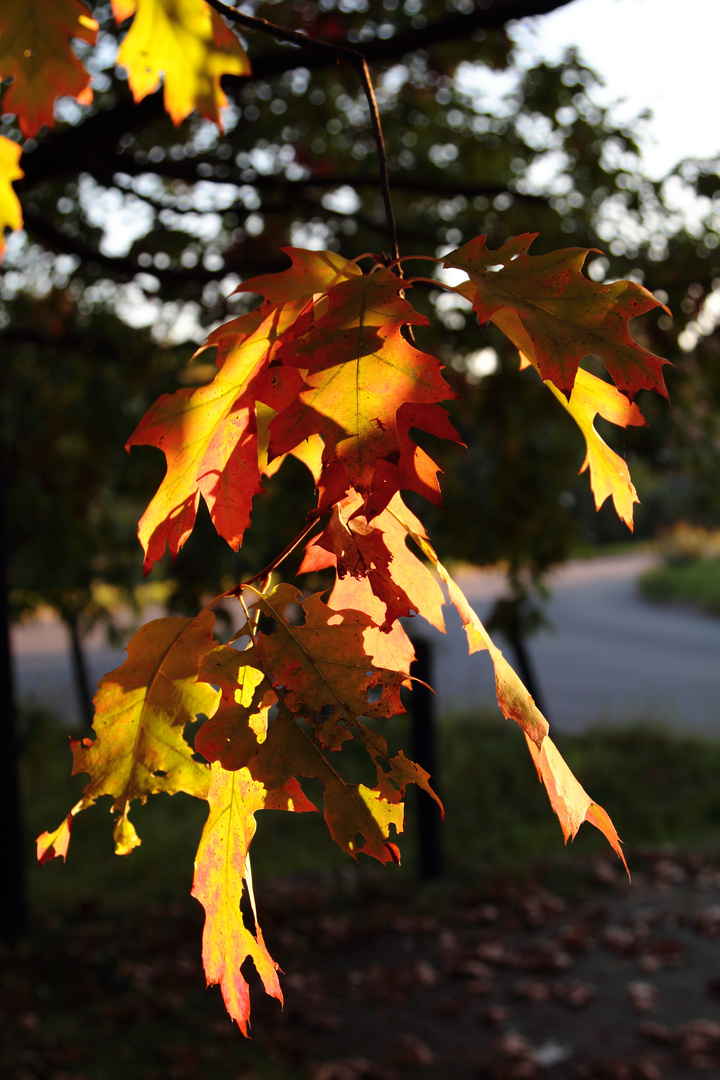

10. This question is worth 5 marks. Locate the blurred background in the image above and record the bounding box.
[4,0,720,1076]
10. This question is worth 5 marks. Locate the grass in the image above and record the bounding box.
[19,704,720,913]
[639,554,720,617]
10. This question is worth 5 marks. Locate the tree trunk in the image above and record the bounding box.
[409,637,443,880]
[0,448,28,942]
[65,613,95,731]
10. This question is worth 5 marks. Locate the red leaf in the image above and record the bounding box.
[446,233,670,400]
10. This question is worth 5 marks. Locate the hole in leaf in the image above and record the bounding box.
[152,769,167,778]
[283,602,305,626]
[366,685,382,704]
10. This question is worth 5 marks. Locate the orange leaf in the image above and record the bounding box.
[0,0,97,136]
[300,490,446,633]
[0,136,23,261]
[270,268,460,515]
[191,764,283,1033]
[524,734,628,875]
[447,233,670,401]
[126,306,299,573]
[390,509,627,867]
[254,583,406,731]
[130,250,361,572]
[112,0,250,128]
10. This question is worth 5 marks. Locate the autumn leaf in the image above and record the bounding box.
[446,233,670,401]
[196,637,405,862]
[496,306,647,528]
[39,614,219,858]
[129,249,361,571]
[0,136,23,261]
[126,305,298,573]
[253,582,407,733]
[547,368,646,528]
[389,506,626,866]
[270,267,460,515]
[300,489,446,633]
[237,246,361,306]
[0,0,97,135]
[524,734,628,875]
[112,0,250,128]
[191,764,284,1034]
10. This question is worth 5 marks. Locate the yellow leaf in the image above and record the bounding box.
[0,136,23,261]
[546,368,646,529]
[493,306,647,529]
[113,0,250,128]
[191,764,282,1033]
[38,614,219,858]
[0,0,97,135]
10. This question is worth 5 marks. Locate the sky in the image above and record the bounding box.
[512,0,719,179]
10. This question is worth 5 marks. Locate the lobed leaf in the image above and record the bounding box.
[0,136,24,261]
[0,0,97,135]
[390,506,626,869]
[495,306,648,528]
[112,0,250,128]
[39,614,218,858]
[446,233,670,401]
[270,267,461,516]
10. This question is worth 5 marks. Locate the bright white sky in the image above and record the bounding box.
[512,0,719,179]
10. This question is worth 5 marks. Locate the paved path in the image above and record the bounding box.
[427,552,720,736]
[10,552,720,736]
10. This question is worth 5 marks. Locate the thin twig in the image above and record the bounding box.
[203,0,399,261]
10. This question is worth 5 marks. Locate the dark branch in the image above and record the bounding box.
[15,0,575,197]
[204,0,400,260]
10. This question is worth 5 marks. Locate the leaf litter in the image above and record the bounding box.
[7,849,720,1079]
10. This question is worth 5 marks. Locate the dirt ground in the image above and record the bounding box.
[4,850,720,1080]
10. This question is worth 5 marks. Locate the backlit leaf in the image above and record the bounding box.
[0,0,97,135]
[191,764,284,1034]
[496,306,648,528]
[112,0,250,128]
[270,267,460,515]
[447,233,670,400]
[40,614,219,856]
[0,136,23,260]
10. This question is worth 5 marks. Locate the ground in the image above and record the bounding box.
[4,850,720,1080]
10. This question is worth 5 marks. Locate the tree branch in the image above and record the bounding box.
[204,0,400,261]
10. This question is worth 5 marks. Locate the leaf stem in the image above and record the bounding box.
[203,0,399,261]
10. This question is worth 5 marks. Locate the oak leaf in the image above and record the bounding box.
[299,490,446,634]
[253,582,406,732]
[126,305,299,573]
[270,267,460,515]
[191,764,284,1033]
[197,638,406,862]
[0,136,24,261]
[547,368,646,528]
[129,249,361,571]
[497,306,647,528]
[112,0,250,128]
[391,509,626,867]
[524,734,629,874]
[446,233,670,400]
[0,0,97,135]
[40,614,218,858]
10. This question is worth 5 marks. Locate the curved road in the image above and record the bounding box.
[11,552,720,736]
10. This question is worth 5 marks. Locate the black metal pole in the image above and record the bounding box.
[409,637,443,880]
